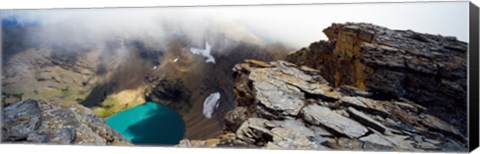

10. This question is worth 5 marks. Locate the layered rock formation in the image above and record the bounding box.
[179,60,467,152]
[1,99,130,145]
[286,22,467,134]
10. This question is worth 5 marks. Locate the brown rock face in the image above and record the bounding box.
[286,22,467,134]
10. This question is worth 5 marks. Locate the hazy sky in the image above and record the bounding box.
[2,1,469,48]
[212,1,470,47]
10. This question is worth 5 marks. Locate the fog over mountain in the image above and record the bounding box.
[1,7,293,139]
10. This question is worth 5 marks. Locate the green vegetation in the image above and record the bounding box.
[2,93,24,105]
[92,96,138,118]
[61,87,69,92]
[93,107,117,118]
[75,98,84,103]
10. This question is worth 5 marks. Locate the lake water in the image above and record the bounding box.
[105,102,185,145]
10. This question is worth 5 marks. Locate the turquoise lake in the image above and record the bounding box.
[105,102,185,145]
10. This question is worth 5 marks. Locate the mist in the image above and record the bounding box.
[1,6,292,129]
[2,2,469,58]
[2,8,266,50]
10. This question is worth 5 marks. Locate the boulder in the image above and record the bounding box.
[2,99,131,145]
[2,99,41,141]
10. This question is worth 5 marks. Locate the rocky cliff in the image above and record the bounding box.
[178,23,468,151]
[179,59,467,151]
[286,22,467,135]
[1,99,130,145]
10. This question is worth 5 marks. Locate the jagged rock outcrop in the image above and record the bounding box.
[286,22,467,134]
[179,59,467,152]
[2,99,131,145]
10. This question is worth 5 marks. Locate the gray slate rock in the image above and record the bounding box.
[347,107,390,134]
[2,99,131,145]
[301,104,368,138]
[2,99,41,141]
[236,118,329,149]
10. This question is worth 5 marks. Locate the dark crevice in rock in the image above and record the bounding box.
[339,101,389,118]
[303,91,338,102]
[357,130,374,139]
[347,107,389,134]
[420,124,466,143]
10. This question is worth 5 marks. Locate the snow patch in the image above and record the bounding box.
[202,92,221,118]
[190,41,215,64]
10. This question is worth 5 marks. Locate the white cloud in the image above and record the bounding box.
[2,2,469,50]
